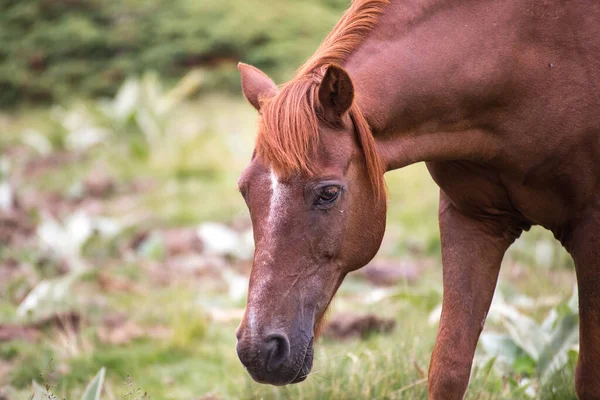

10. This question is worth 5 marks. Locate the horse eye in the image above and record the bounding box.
[318,186,340,204]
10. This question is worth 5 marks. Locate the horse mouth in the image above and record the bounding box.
[290,338,314,384]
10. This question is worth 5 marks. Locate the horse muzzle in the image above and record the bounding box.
[236,328,314,385]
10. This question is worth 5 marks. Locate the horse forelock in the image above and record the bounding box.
[257,75,321,179]
[256,74,386,199]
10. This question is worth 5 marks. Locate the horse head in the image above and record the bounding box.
[235,63,387,385]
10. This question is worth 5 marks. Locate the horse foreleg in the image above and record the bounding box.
[428,191,519,400]
[565,209,600,400]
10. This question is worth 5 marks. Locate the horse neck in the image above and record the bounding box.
[342,0,512,170]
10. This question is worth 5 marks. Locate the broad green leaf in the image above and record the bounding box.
[480,333,522,366]
[112,78,140,122]
[494,303,548,360]
[538,313,579,383]
[542,285,578,333]
[513,355,536,376]
[81,367,106,400]
[541,307,559,333]
[17,274,79,319]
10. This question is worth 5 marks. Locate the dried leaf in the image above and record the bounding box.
[322,313,396,340]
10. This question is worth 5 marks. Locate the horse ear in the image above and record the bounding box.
[238,63,277,111]
[318,64,354,121]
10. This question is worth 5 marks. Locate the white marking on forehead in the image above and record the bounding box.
[268,169,283,224]
[270,169,279,192]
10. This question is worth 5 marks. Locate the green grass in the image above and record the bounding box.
[4,278,578,399]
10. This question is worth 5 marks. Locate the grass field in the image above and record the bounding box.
[0,87,579,399]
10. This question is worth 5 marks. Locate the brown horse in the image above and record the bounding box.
[234,0,600,398]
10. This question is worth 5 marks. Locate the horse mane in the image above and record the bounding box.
[256,0,389,198]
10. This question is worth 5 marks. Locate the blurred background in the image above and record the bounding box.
[0,1,580,399]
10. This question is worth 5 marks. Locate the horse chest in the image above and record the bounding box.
[426,160,578,230]
[499,178,574,230]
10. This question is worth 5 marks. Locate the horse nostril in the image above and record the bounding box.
[265,333,290,371]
